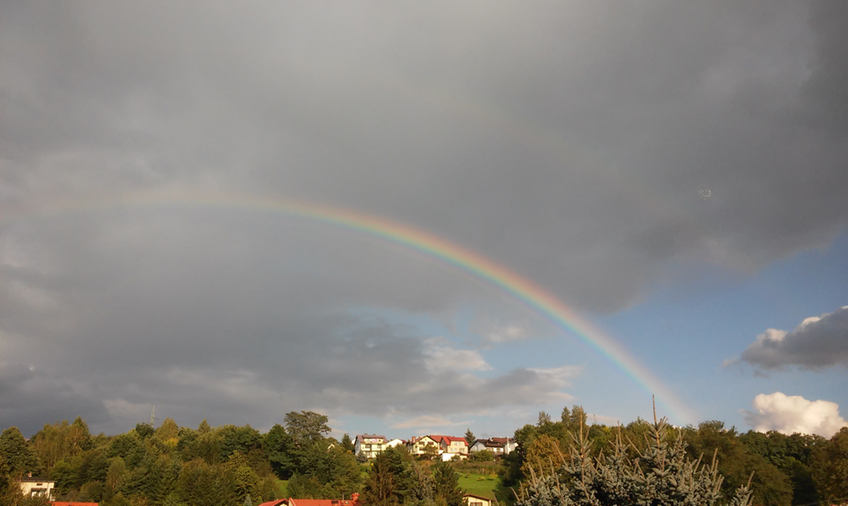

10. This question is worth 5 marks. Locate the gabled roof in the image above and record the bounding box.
[355,434,387,443]
[474,437,514,448]
[412,435,439,444]
[429,435,467,445]
[260,498,360,506]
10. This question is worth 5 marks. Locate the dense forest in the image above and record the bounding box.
[1,407,847,506]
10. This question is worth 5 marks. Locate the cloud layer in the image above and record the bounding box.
[735,306,848,370]
[742,392,848,438]
[2,2,848,435]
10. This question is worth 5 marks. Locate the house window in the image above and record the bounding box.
[470,502,483,506]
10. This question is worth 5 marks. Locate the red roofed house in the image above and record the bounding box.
[429,435,468,460]
[259,494,360,506]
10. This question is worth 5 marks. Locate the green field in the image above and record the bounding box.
[458,473,501,499]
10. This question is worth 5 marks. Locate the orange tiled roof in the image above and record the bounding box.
[260,496,360,506]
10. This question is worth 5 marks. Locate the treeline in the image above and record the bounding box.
[0,411,362,506]
[2,407,848,506]
[501,407,848,506]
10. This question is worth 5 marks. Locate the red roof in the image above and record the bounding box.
[260,495,360,506]
[429,435,467,445]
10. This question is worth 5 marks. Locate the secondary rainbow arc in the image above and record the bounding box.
[3,190,696,424]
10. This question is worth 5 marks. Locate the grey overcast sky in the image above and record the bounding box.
[2,1,847,439]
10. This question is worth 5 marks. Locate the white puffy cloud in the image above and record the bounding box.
[741,392,848,438]
[423,337,492,372]
[481,324,530,347]
[734,306,848,369]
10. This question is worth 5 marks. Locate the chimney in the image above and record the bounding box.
[28,472,32,478]
[351,493,360,505]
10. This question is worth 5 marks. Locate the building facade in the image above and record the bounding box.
[355,434,388,458]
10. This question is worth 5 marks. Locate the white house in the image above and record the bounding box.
[355,434,388,458]
[464,494,494,506]
[17,475,56,500]
[408,435,441,456]
[469,437,517,456]
[386,438,405,449]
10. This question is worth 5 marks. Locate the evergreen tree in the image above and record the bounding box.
[517,418,754,506]
[0,427,39,478]
[431,461,463,506]
[363,456,398,506]
[363,447,418,506]
[464,429,476,449]
[340,434,355,454]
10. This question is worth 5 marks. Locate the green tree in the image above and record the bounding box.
[265,425,296,479]
[469,450,494,462]
[316,446,362,498]
[363,452,399,506]
[104,457,129,501]
[108,431,146,466]
[0,427,39,478]
[521,434,562,480]
[464,429,476,449]
[284,412,330,445]
[420,443,439,461]
[31,419,94,473]
[517,418,754,506]
[135,424,155,440]
[740,430,823,506]
[340,434,355,454]
[363,447,418,506]
[177,459,236,506]
[431,461,463,506]
[226,452,262,503]
[154,419,180,447]
[811,427,848,506]
[686,421,792,506]
[286,473,324,500]
[218,425,263,462]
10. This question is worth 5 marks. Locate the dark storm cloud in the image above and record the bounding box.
[734,306,848,370]
[2,1,848,432]
[802,1,848,132]
[0,364,111,438]
[0,209,574,434]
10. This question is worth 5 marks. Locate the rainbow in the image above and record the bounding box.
[2,189,696,424]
